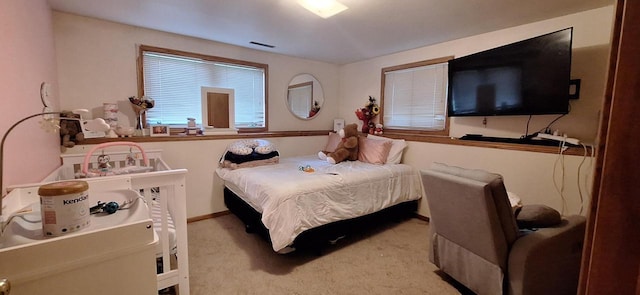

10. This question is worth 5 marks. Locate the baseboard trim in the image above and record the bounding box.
[187,210,230,223]
[414,213,430,222]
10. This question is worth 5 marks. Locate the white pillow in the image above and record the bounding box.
[227,139,276,155]
[227,139,257,155]
[254,139,276,154]
[324,132,342,152]
[366,135,407,164]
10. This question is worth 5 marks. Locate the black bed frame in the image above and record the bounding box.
[224,187,419,254]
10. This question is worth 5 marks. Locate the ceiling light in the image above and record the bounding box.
[298,0,348,19]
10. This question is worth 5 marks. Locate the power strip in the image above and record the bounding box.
[536,133,580,145]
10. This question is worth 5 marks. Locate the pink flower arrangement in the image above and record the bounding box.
[355,96,380,133]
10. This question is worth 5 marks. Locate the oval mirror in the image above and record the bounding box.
[287,74,324,120]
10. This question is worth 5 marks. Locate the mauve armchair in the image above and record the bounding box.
[421,163,585,295]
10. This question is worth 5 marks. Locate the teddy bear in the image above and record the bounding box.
[59,113,85,148]
[318,123,359,164]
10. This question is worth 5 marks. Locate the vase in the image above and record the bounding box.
[361,118,370,133]
[134,110,146,136]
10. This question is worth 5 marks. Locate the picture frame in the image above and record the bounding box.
[201,86,238,135]
[333,118,345,132]
[150,124,170,137]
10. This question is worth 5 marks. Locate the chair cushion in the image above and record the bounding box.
[516,204,562,228]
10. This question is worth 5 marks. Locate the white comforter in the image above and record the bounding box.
[215,155,424,252]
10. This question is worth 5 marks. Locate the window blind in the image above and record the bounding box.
[383,63,448,130]
[142,52,265,127]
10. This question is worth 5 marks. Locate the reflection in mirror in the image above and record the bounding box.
[287,74,324,119]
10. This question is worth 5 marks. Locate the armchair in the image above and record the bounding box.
[421,163,585,295]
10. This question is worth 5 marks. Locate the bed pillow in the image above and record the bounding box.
[220,139,279,169]
[324,132,342,152]
[358,136,392,164]
[227,139,276,155]
[515,204,562,229]
[227,139,256,155]
[253,139,276,154]
[366,135,407,164]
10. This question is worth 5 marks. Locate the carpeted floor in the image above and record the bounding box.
[187,214,472,295]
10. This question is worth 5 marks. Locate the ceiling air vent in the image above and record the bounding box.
[250,41,275,48]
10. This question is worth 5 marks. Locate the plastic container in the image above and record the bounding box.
[38,180,90,236]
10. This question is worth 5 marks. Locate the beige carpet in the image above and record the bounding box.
[187,214,472,295]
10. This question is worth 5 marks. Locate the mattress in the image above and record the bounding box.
[216,155,424,252]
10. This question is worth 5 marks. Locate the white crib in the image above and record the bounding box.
[9,143,190,294]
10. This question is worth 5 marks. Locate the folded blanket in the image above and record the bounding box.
[223,150,280,164]
[221,156,279,169]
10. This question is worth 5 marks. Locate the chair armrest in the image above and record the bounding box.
[507,215,586,295]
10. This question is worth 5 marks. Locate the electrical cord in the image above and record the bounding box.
[523,115,533,138]
[552,141,568,215]
[576,143,595,215]
[538,113,566,134]
[537,104,572,134]
[0,203,34,234]
[576,143,588,215]
[90,195,146,215]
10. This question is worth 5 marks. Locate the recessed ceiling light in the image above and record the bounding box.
[298,0,348,19]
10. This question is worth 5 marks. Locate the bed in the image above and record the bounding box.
[216,136,423,253]
[6,142,190,294]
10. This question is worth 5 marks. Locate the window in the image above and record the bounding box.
[139,45,268,132]
[381,56,452,135]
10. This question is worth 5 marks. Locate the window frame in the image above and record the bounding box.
[137,45,269,133]
[380,56,453,136]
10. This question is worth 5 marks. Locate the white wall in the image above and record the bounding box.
[405,142,594,216]
[53,12,340,132]
[53,12,341,217]
[339,6,614,143]
[339,6,614,216]
[55,7,613,218]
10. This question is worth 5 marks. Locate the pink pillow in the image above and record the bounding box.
[324,132,342,152]
[358,137,392,164]
[366,134,407,164]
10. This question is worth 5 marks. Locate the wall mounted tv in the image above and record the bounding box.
[447,28,573,117]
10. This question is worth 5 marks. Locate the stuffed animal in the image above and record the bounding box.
[59,113,85,148]
[374,123,383,135]
[318,123,359,164]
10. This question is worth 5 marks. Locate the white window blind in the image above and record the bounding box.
[142,51,265,127]
[383,62,448,130]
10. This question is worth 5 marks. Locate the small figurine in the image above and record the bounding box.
[125,152,137,166]
[97,154,111,171]
[374,123,384,135]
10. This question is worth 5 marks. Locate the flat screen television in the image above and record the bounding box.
[447,28,572,117]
